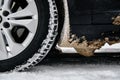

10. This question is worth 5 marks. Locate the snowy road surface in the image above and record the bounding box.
[0,54,120,80]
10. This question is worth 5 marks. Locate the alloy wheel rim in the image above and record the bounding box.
[0,0,38,60]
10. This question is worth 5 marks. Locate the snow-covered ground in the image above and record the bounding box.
[0,56,120,80]
[1,65,120,80]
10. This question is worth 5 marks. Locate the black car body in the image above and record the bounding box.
[59,0,120,56]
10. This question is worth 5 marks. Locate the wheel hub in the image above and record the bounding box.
[3,11,9,16]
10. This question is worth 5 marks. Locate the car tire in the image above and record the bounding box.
[0,0,59,72]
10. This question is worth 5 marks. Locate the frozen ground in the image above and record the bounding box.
[0,54,120,80]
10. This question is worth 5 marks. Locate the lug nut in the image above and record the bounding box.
[3,11,9,16]
[3,22,10,28]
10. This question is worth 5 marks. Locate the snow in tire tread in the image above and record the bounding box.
[13,0,58,71]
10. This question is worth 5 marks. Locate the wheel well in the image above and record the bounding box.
[55,0,65,40]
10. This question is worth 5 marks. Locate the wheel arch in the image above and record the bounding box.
[55,0,65,41]
[48,0,65,54]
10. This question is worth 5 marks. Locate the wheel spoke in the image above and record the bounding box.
[0,30,8,59]
[7,0,38,33]
[2,0,12,10]
[8,19,37,33]
[8,0,37,18]
[8,9,33,18]
[0,31,7,53]
[3,29,24,55]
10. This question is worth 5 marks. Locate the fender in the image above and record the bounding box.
[59,0,120,56]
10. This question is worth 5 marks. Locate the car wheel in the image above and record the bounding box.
[0,0,58,72]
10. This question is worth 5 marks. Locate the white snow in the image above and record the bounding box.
[0,64,120,80]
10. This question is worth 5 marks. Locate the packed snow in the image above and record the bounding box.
[0,56,120,80]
